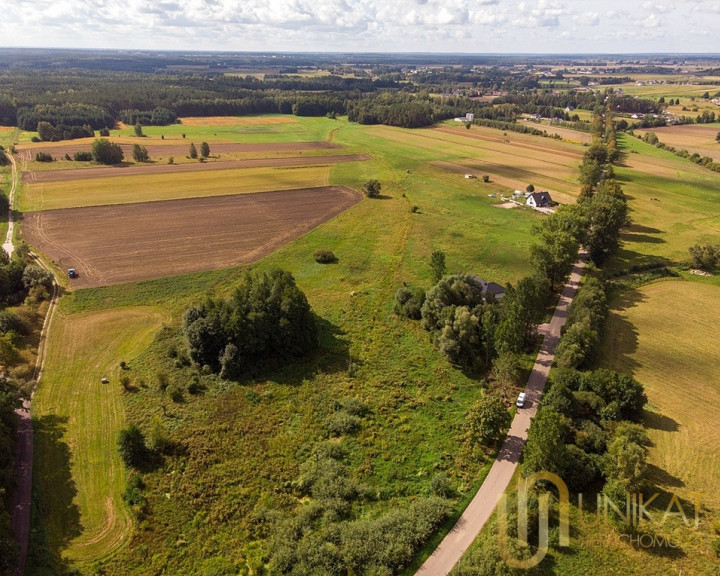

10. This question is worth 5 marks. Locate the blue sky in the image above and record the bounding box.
[1,0,718,53]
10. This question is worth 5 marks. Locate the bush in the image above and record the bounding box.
[22,265,53,290]
[482,175,490,182]
[430,472,452,497]
[132,143,149,162]
[91,138,124,165]
[337,396,368,417]
[326,411,361,436]
[689,243,720,270]
[118,425,148,468]
[313,249,336,263]
[35,152,53,162]
[119,375,132,392]
[166,384,183,402]
[73,151,92,161]
[362,179,382,198]
[0,310,27,335]
[394,286,425,319]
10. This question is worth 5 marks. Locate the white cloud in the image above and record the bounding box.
[0,0,718,52]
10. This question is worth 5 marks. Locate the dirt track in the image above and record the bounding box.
[22,187,362,288]
[23,154,369,183]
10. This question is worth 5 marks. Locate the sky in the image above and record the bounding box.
[1,0,719,54]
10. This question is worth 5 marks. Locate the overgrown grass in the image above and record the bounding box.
[24,117,603,575]
[29,307,168,573]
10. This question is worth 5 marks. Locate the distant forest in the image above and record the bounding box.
[0,48,678,137]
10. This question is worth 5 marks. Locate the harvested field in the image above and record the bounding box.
[635,124,720,160]
[23,153,369,184]
[21,164,335,212]
[180,116,298,126]
[16,139,342,163]
[432,160,577,205]
[23,187,362,287]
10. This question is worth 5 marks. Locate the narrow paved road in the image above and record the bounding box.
[416,254,587,576]
[3,151,17,255]
[5,149,60,576]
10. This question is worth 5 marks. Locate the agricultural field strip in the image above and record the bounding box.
[431,160,578,205]
[22,187,362,288]
[16,140,341,158]
[368,126,582,188]
[432,126,587,158]
[20,165,333,211]
[23,154,370,184]
[32,307,169,562]
[634,125,720,160]
[601,281,720,506]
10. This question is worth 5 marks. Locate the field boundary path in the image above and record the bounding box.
[4,149,60,576]
[416,253,587,576]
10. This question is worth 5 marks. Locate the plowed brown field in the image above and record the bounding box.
[23,186,361,288]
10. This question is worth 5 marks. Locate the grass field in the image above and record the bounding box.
[23,112,720,575]
[635,123,720,161]
[29,306,168,572]
[601,279,720,510]
[531,278,720,576]
[353,123,585,207]
[18,116,553,575]
[607,133,720,273]
[20,164,333,211]
[111,114,340,144]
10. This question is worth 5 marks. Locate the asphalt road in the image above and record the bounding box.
[416,254,587,576]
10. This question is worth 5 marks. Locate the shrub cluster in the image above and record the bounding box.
[555,276,608,369]
[313,249,336,264]
[183,269,318,378]
[269,442,451,575]
[525,367,647,492]
[420,274,499,372]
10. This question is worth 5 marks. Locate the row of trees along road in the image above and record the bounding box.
[523,104,649,502]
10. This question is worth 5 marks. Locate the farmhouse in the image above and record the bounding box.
[454,112,475,122]
[526,191,553,208]
[471,276,505,301]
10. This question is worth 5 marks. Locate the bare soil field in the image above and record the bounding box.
[16,139,341,161]
[22,153,369,184]
[22,187,361,288]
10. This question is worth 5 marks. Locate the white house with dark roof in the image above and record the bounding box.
[526,191,553,208]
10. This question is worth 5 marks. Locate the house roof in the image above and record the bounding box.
[470,276,505,298]
[528,191,552,204]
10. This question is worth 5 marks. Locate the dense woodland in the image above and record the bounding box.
[0,50,693,137]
